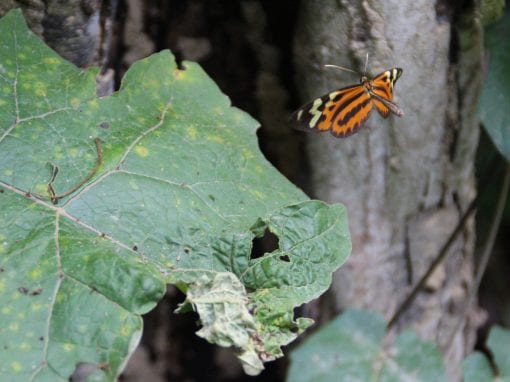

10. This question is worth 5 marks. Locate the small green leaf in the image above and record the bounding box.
[287,310,447,382]
[480,9,510,161]
[462,353,495,382]
[488,326,510,377]
[0,9,351,380]
[463,325,510,382]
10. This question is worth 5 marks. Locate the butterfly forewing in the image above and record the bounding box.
[291,67,403,138]
[292,84,373,137]
[330,90,372,137]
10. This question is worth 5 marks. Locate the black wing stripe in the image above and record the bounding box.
[330,87,366,125]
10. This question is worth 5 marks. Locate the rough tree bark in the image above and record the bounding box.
[0,0,103,68]
[293,1,483,380]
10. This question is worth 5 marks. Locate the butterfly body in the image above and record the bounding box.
[292,68,403,138]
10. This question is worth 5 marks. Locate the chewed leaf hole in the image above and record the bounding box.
[251,228,279,260]
[279,254,290,262]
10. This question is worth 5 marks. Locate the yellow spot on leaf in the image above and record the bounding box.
[31,302,43,312]
[70,98,81,108]
[11,361,22,372]
[34,183,47,194]
[134,145,149,157]
[242,148,254,160]
[0,99,6,107]
[88,99,99,109]
[63,343,75,352]
[9,322,19,331]
[19,342,31,351]
[35,88,47,97]
[68,148,78,157]
[29,268,42,280]
[43,57,60,65]
[0,280,5,293]
[4,169,13,176]
[187,126,197,140]
[0,243,5,253]
[207,135,224,144]
[173,69,185,80]
[120,325,131,336]
[54,148,63,160]
[2,306,11,315]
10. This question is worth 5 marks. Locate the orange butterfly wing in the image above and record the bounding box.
[291,67,402,138]
[291,84,373,138]
[369,68,403,118]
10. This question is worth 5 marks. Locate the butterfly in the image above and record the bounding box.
[291,64,403,138]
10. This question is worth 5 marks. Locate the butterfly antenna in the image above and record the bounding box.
[363,53,369,75]
[323,64,358,75]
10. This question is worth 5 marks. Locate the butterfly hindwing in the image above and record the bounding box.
[370,68,402,118]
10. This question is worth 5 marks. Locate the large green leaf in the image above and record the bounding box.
[287,310,447,382]
[0,9,351,380]
[480,9,510,161]
[463,325,510,382]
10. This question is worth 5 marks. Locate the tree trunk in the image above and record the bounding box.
[294,1,482,380]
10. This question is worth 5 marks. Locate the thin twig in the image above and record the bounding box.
[387,196,478,329]
[387,155,502,330]
[446,163,510,348]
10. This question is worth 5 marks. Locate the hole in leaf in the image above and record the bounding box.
[251,228,279,260]
[70,362,103,381]
[279,254,290,262]
[18,286,28,294]
[31,288,43,296]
